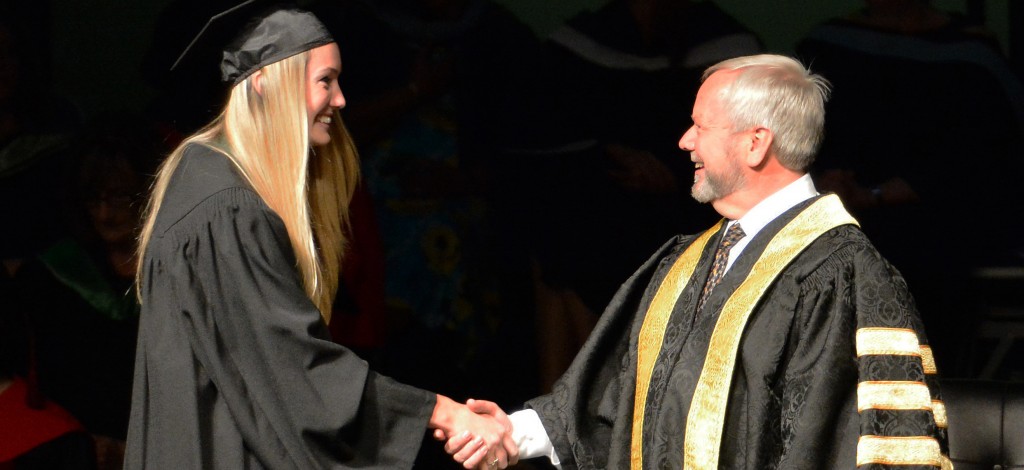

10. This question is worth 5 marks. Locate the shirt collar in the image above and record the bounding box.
[730,173,819,240]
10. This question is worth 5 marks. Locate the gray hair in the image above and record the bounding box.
[703,54,830,171]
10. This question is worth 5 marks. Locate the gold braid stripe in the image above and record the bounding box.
[932,400,947,429]
[857,381,932,412]
[631,220,722,470]
[856,327,921,357]
[856,436,942,467]
[684,195,858,469]
[920,345,937,375]
[941,454,954,470]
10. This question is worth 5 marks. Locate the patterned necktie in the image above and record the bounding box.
[697,223,746,311]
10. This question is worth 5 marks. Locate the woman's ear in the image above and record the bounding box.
[251,70,264,96]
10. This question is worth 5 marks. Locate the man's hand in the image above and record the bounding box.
[430,396,518,469]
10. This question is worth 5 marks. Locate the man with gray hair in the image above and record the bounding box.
[446,54,950,470]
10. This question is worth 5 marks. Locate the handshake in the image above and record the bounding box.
[430,396,520,469]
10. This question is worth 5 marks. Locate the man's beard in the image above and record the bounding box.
[691,158,745,203]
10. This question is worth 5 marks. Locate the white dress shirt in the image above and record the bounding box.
[723,173,819,271]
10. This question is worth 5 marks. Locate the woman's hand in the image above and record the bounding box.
[430,395,519,469]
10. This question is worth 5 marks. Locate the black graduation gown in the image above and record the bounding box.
[526,196,947,469]
[125,144,435,469]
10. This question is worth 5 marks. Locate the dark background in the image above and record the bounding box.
[7,0,1021,124]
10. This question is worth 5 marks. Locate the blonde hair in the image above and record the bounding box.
[136,49,359,322]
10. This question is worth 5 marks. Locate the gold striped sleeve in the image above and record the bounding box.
[932,400,947,429]
[858,381,932,412]
[857,436,942,467]
[920,345,938,375]
[856,328,921,357]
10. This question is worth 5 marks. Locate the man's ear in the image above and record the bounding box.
[745,127,773,167]
[251,70,264,96]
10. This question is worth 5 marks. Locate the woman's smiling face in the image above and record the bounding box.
[305,42,345,147]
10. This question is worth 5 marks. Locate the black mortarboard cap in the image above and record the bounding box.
[171,0,333,86]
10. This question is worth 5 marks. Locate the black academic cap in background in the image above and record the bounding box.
[171,0,333,86]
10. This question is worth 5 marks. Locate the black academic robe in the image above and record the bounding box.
[527,196,947,469]
[125,144,435,469]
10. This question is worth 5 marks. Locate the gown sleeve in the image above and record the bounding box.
[850,247,951,469]
[767,240,949,469]
[161,188,434,468]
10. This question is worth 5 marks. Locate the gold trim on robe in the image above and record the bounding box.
[631,221,722,470]
[856,327,921,357]
[856,436,942,467]
[932,400,948,429]
[857,381,933,411]
[683,195,858,469]
[629,194,947,470]
[630,196,860,469]
[920,345,938,375]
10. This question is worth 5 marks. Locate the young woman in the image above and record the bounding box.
[125,5,513,469]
